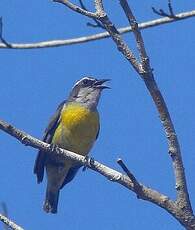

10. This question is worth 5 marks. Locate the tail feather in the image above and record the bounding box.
[43,189,60,214]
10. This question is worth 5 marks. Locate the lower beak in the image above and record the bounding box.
[94,79,110,89]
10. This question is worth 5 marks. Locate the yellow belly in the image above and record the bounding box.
[52,103,99,155]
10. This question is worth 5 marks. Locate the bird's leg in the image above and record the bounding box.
[50,143,59,152]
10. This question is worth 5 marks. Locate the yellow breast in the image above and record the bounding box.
[52,103,99,155]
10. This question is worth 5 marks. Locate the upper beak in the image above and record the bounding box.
[94,79,110,89]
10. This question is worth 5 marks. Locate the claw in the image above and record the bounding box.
[50,143,58,152]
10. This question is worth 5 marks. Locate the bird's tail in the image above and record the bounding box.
[43,187,60,214]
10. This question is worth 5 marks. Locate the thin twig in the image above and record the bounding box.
[0,10,194,49]
[86,21,104,28]
[79,0,105,29]
[0,17,12,48]
[152,0,179,19]
[0,213,24,230]
[87,1,142,74]
[117,158,142,196]
[119,0,149,73]
[53,0,97,18]
[168,0,175,16]
[94,0,105,15]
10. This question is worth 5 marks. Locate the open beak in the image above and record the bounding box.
[94,79,110,89]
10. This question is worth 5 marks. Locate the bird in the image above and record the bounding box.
[34,76,109,214]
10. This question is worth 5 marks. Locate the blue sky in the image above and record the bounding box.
[0,1,195,229]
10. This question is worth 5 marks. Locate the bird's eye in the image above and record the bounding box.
[83,79,89,85]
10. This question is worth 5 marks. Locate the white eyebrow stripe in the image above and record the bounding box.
[74,77,95,87]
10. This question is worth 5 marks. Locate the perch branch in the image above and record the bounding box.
[1,203,8,230]
[0,213,23,230]
[0,10,194,49]
[0,119,155,194]
[0,117,195,228]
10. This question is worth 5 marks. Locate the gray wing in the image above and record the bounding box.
[34,101,65,183]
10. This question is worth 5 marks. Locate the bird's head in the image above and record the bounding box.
[68,76,110,110]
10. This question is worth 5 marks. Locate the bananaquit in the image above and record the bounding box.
[34,76,109,213]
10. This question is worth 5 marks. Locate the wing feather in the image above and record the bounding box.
[34,101,65,183]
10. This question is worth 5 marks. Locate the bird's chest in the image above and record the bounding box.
[52,104,99,155]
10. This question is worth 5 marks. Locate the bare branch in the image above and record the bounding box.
[117,158,142,196]
[144,75,192,210]
[118,0,192,214]
[152,0,179,19]
[78,0,105,29]
[1,203,8,230]
[99,16,142,73]
[87,1,141,74]
[53,0,97,18]
[0,17,12,48]
[86,21,105,29]
[0,213,24,230]
[167,0,175,16]
[0,10,194,49]
[94,0,105,15]
[119,0,149,71]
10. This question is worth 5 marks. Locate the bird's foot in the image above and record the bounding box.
[50,143,59,153]
[82,155,95,171]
